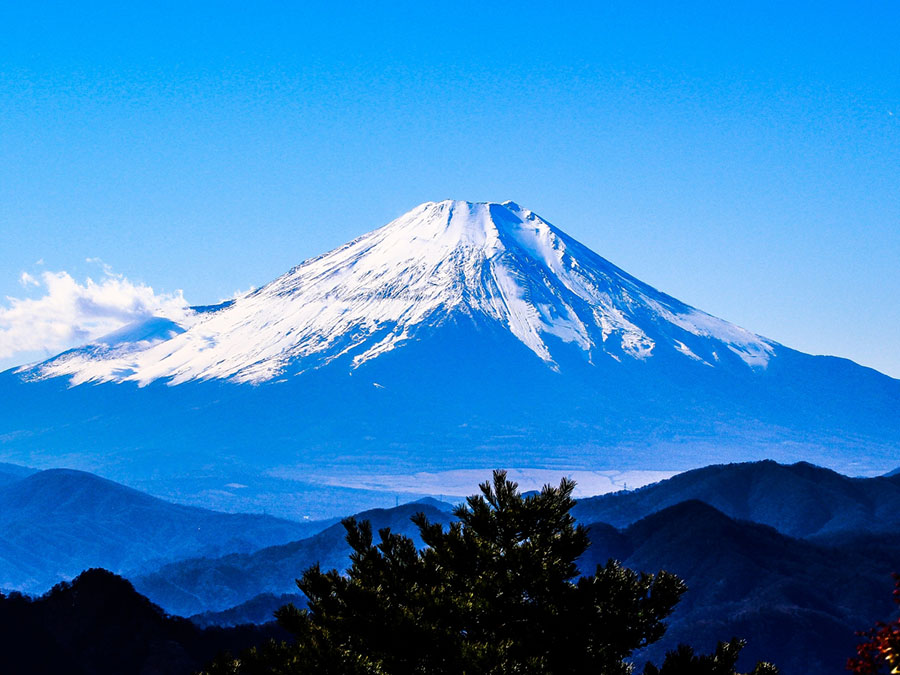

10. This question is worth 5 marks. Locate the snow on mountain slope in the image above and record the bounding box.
[27,200,774,385]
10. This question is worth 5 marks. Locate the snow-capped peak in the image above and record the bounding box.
[30,200,775,385]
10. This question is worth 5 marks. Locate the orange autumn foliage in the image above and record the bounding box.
[849,574,900,675]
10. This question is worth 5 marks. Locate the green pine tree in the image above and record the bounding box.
[203,471,776,675]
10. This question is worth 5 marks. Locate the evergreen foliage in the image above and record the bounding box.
[645,639,778,675]
[204,471,776,674]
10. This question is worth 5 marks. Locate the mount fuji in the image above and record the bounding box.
[28,200,773,384]
[2,201,898,515]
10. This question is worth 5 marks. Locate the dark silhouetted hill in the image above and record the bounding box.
[0,568,280,675]
[578,500,897,675]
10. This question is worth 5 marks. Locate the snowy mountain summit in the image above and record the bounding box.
[34,200,775,385]
[5,200,900,489]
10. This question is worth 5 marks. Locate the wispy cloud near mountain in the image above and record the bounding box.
[0,263,191,370]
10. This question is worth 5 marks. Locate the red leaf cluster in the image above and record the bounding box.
[849,573,900,674]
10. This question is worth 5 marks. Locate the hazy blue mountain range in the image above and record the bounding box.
[0,462,37,487]
[124,461,899,675]
[140,488,900,675]
[1,201,898,517]
[134,461,900,619]
[133,501,456,617]
[0,466,334,594]
[189,592,306,629]
[572,459,900,538]
[0,460,896,675]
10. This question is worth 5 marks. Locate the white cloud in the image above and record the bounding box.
[0,267,191,364]
[19,272,40,287]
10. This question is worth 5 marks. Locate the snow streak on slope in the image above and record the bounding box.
[30,201,774,385]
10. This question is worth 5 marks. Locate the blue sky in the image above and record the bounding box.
[1,2,898,375]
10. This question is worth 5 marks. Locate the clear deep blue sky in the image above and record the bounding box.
[1,2,898,376]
